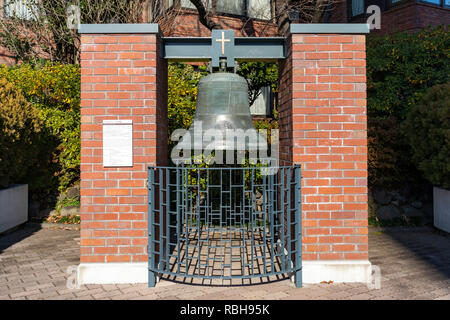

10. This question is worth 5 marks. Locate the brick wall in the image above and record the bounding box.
[162,10,279,37]
[279,31,369,261]
[0,47,15,65]
[329,1,450,35]
[79,31,167,264]
[416,3,450,30]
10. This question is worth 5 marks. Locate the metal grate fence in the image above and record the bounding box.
[148,165,302,286]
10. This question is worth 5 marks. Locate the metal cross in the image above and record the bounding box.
[216,31,230,55]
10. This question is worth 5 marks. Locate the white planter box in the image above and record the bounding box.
[434,186,450,233]
[0,184,28,233]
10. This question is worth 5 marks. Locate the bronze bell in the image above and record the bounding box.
[186,72,263,151]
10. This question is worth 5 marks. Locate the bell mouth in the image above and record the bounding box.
[185,117,268,152]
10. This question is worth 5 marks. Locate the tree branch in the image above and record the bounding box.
[311,0,329,22]
[189,0,220,30]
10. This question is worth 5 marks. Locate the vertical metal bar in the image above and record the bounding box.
[206,168,210,277]
[262,170,275,273]
[220,168,224,280]
[176,167,181,274]
[294,165,302,288]
[251,168,255,277]
[228,168,232,279]
[197,168,201,276]
[184,168,189,276]
[165,168,170,272]
[148,167,156,287]
[241,167,246,276]
[286,167,292,272]
[159,168,164,272]
[280,167,286,271]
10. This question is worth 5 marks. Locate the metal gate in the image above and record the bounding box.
[147,165,302,287]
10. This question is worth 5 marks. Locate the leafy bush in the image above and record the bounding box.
[0,78,48,189]
[368,117,425,188]
[237,62,278,106]
[167,62,207,136]
[366,26,449,189]
[403,83,450,189]
[367,26,449,119]
[0,62,81,192]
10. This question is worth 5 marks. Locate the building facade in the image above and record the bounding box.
[329,0,450,34]
[1,0,448,65]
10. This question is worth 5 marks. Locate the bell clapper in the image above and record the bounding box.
[219,58,227,72]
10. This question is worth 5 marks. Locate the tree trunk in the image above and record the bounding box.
[189,0,220,30]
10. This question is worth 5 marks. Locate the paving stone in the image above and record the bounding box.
[74,287,105,297]
[1,225,450,300]
[10,289,41,299]
[93,290,123,299]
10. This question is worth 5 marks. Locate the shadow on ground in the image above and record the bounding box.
[0,223,42,254]
[369,226,450,291]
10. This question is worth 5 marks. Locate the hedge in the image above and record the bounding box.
[403,83,450,189]
[367,25,449,119]
[0,62,80,192]
[366,26,450,188]
[0,78,48,190]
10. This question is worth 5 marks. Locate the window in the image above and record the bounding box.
[351,0,365,16]
[180,0,272,20]
[419,0,442,4]
[390,0,450,7]
[180,0,214,10]
[216,0,245,15]
[3,0,37,20]
[248,0,272,20]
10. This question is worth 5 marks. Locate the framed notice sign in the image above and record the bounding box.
[102,120,133,167]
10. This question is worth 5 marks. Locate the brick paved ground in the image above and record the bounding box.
[0,223,450,300]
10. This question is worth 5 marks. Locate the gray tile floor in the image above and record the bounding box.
[1,223,450,300]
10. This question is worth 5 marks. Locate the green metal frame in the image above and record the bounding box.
[148,166,302,287]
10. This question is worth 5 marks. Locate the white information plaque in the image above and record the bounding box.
[103,120,133,167]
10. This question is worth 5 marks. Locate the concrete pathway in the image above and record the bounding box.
[0,224,450,300]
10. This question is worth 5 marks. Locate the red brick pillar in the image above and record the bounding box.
[279,24,371,283]
[77,24,167,284]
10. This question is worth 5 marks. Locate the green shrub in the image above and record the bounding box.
[403,83,450,189]
[366,26,449,189]
[0,62,81,192]
[237,62,278,106]
[367,26,449,119]
[0,78,50,189]
[368,117,425,188]
[167,62,207,136]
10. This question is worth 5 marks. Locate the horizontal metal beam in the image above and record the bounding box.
[234,37,286,60]
[163,37,212,61]
[162,37,285,61]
